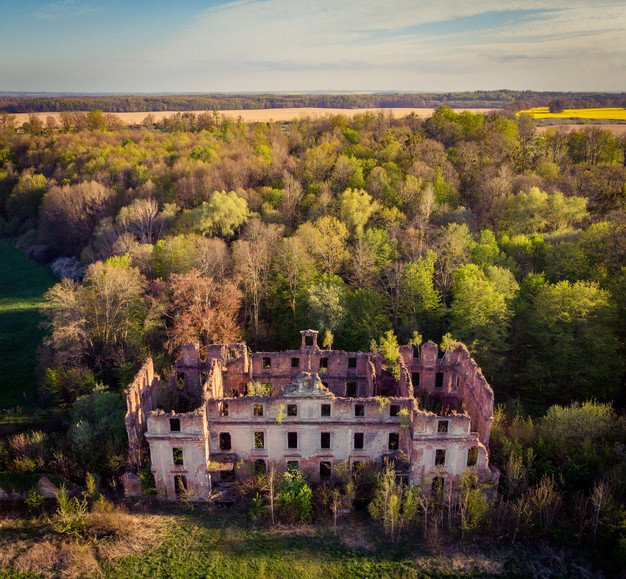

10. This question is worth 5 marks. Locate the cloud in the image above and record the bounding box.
[3,0,626,91]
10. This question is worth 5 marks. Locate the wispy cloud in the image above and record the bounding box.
[2,0,625,92]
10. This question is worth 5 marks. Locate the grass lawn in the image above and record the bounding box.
[0,239,57,410]
[518,107,626,120]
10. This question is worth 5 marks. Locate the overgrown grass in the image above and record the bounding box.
[518,107,626,120]
[99,507,604,579]
[0,239,57,410]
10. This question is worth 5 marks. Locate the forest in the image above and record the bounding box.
[1,90,625,114]
[0,104,625,572]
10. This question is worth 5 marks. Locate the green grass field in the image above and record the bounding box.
[0,504,608,578]
[97,508,603,579]
[518,107,626,120]
[0,239,57,409]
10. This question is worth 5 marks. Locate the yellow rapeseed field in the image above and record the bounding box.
[518,107,626,120]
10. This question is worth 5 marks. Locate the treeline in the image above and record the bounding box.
[1,91,625,114]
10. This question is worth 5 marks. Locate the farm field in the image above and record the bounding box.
[519,107,626,120]
[12,107,494,126]
[0,240,57,409]
[536,123,626,135]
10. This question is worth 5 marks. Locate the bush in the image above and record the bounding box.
[278,469,312,523]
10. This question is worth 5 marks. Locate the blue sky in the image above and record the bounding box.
[0,0,624,93]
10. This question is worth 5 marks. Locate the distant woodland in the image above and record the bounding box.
[0,104,625,564]
[1,90,625,114]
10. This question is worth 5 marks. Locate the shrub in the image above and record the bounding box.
[278,469,312,523]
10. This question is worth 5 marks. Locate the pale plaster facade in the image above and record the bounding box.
[124,330,499,501]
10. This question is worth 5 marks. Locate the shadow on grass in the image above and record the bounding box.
[0,239,57,410]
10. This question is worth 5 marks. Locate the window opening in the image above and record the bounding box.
[253,403,264,416]
[355,404,364,417]
[254,459,266,475]
[287,461,299,471]
[321,404,331,417]
[219,432,231,450]
[438,420,449,433]
[254,432,265,449]
[412,373,420,388]
[319,357,328,373]
[173,448,183,466]
[354,432,364,450]
[388,433,400,450]
[321,432,330,449]
[221,403,229,416]
[346,382,357,397]
[170,418,180,432]
[174,475,187,495]
[291,357,300,368]
[348,357,357,369]
[287,432,298,449]
[287,404,298,416]
[263,357,271,369]
[320,461,331,480]
[467,447,478,467]
[435,372,444,388]
[435,449,446,466]
[390,405,400,417]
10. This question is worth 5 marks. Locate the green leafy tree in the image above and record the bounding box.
[449,264,518,378]
[522,281,620,402]
[6,172,47,222]
[339,188,380,237]
[180,190,251,237]
[343,288,392,351]
[278,469,313,523]
[398,250,443,340]
[299,275,347,338]
[371,330,401,380]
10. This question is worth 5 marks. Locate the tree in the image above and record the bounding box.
[152,234,230,280]
[504,187,587,235]
[44,256,155,373]
[310,215,349,275]
[339,188,380,237]
[449,264,518,378]
[299,275,347,337]
[370,330,401,380]
[40,181,115,255]
[434,223,472,305]
[278,173,303,227]
[398,250,443,339]
[232,219,283,342]
[116,198,178,244]
[369,461,420,541]
[274,236,315,319]
[522,281,620,402]
[165,270,242,353]
[180,190,251,238]
[343,289,392,352]
[6,172,47,222]
[348,227,395,290]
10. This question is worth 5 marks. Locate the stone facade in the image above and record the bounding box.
[124,330,499,501]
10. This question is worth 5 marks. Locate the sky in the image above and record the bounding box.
[0,0,624,93]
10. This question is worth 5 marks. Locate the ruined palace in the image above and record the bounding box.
[124,330,498,500]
